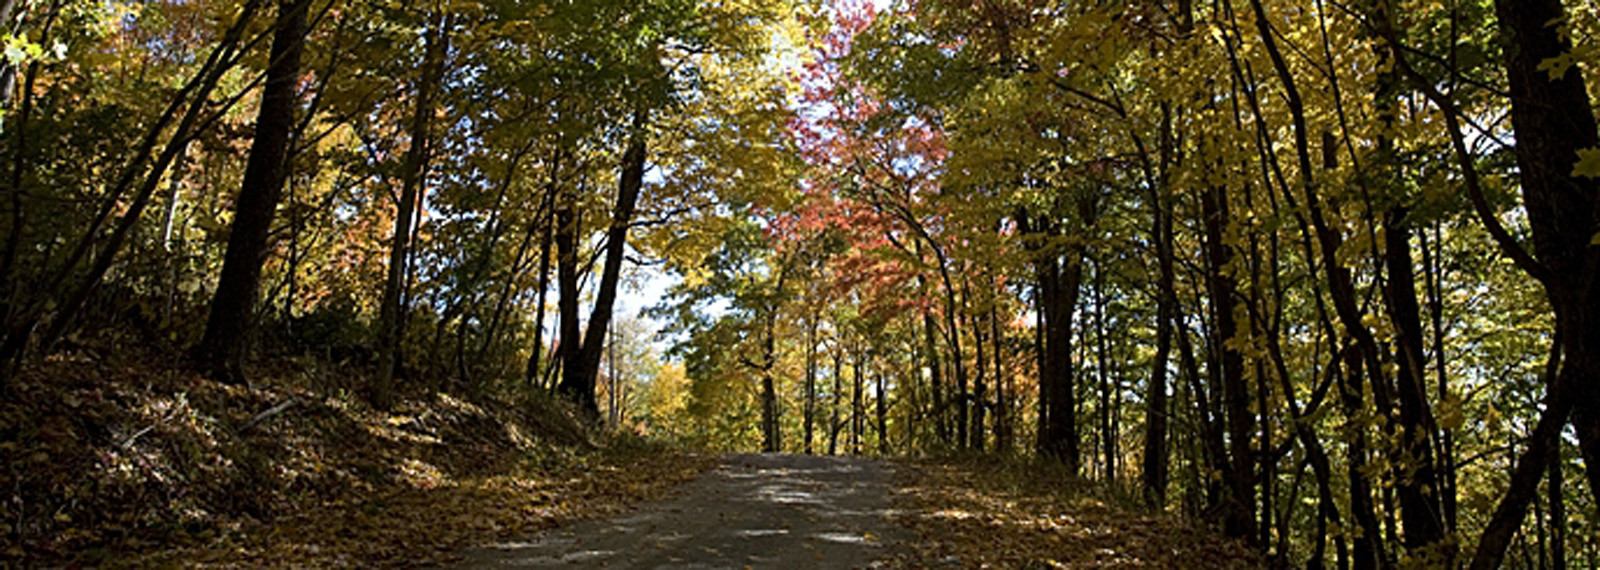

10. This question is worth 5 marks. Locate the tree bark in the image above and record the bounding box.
[1143,155,1175,508]
[558,115,648,421]
[1489,0,1600,501]
[1201,178,1253,540]
[1021,207,1087,474]
[804,311,817,454]
[193,0,309,385]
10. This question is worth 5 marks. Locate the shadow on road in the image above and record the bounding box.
[455,453,904,568]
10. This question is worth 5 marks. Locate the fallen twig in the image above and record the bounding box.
[239,399,299,434]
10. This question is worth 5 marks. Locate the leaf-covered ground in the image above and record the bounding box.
[0,332,715,568]
[887,455,1262,569]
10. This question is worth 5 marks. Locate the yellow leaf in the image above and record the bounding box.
[1574,147,1600,179]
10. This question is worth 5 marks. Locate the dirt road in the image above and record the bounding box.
[454,453,905,569]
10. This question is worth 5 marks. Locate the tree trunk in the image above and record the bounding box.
[193,0,307,385]
[852,344,863,455]
[876,353,888,455]
[923,308,946,444]
[1144,158,1175,508]
[1021,207,1086,474]
[1422,226,1458,532]
[969,278,987,451]
[1489,0,1600,502]
[1201,178,1253,540]
[374,9,448,409]
[1550,441,1566,570]
[805,312,817,454]
[829,347,842,455]
[991,304,1010,452]
[525,198,555,388]
[760,309,779,452]
[1382,208,1447,551]
[558,114,648,421]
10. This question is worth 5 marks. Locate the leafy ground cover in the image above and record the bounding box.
[888,455,1262,569]
[0,330,714,568]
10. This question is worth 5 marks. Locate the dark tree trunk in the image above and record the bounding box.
[1201,179,1253,540]
[1020,207,1087,474]
[1368,0,1448,551]
[805,313,817,454]
[991,305,1010,452]
[554,181,581,403]
[525,197,555,388]
[1422,226,1459,532]
[876,356,887,455]
[558,116,648,421]
[1382,208,1447,551]
[760,309,779,452]
[829,347,843,456]
[1144,162,1175,508]
[970,279,987,451]
[923,308,946,444]
[374,10,447,409]
[1550,441,1566,570]
[852,344,863,455]
[191,1,307,384]
[1469,0,1600,564]
[1490,0,1600,500]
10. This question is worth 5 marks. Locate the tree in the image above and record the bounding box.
[192,0,311,385]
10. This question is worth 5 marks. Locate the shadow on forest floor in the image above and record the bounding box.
[884,455,1262,569]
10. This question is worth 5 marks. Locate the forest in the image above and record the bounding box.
[0,0,1596,566]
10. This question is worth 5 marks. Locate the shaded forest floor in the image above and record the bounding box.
[887,455,1262,569]
[0,329,714,567]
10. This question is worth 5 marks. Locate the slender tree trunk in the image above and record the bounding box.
[1144,167,1175,508]
[554,180,581,401]
[1550,440,1566,570]
[829,347,842,456]
[1422,226,1458,532]
[1382,207,1447,551]
[969,278,987,451]
[852,344,863,455]
[1094,258,1112,483]
[1368,0,1448,551]
[193,0,307,385]
[924,308,946,444]
[991,304,1009,452]
[760,308,779,452]
[525,209,555,387]
[876,355,887,455]
[805,312,817,454]
[374,9,448,409]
